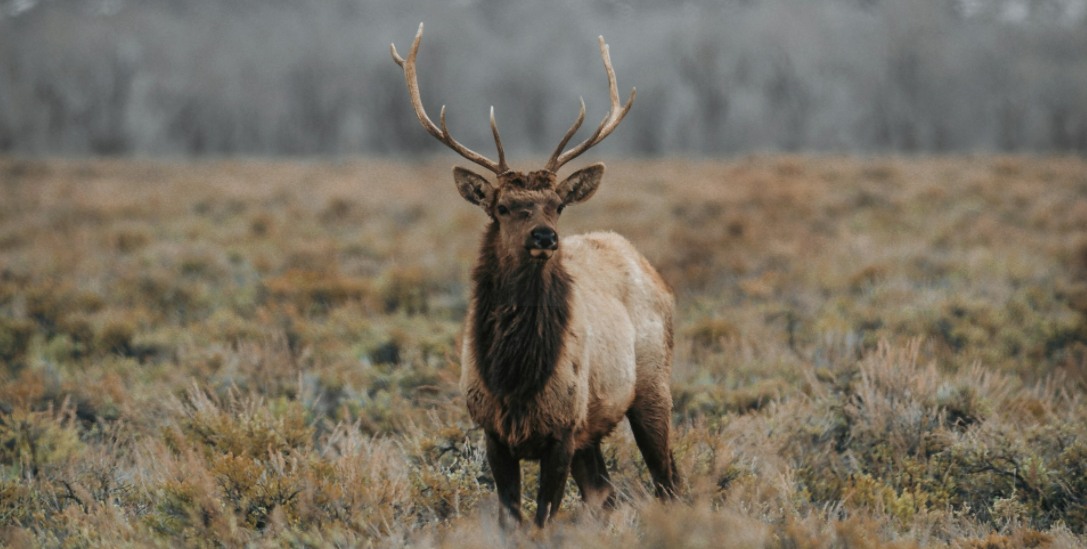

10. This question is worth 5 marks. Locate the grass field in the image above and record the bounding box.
[2,155,1087,547]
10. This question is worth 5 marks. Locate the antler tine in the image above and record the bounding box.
[546,97,586,172]
[545,36,636,173]
[490,107,508,173]
[390,23,505,174]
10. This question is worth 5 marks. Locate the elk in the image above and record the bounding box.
[391,23,679,527]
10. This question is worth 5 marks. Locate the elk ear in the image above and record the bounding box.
[453,166,495,208]
[556,163,604,206]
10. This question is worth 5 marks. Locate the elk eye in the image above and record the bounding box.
[496,205,510,216]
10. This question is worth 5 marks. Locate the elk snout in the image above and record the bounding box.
[531,227,558,249]
[528,227,559,258]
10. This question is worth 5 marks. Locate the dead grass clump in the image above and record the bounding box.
[22,282,83,336]
[210,452,303,529]
[674,378,786,420]
[173,387,312,459]
[639,501,769,548]
[0,400,83,478]
[861,161,900,183]
[110,225,152,254]
[320,196,359,224]
[849,263,890,292]
[262,269,375,314]
[380,265,436,314]
[658,200,746,290]
[177,248,228,281]
[197,336,304,402]
[1059,282,1087,317]
[0,368,53,413]
[957,530,1052,549]
[202,308,265,344]
[192,196,247,222]
[991,157,1025,178]
[249,212,275,238]
[0,317,34,368]
[95,314,137,356]
[1065,237,1087,285]
[55,313,95,358]
[686,316,741,350]
[120,270,210,324]
[936,384,988,428]
[403,430,489,524]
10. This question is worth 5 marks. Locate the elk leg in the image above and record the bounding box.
[571,442,615,508]
[627,400,679,499]
[485,432,522,527]
[534,435,573,527]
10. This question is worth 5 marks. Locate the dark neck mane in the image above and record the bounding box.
[470,222,572,402]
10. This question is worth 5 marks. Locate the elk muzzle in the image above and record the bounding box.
[528,227,559,259]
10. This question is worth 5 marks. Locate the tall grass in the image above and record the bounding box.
[1,155,1086,546]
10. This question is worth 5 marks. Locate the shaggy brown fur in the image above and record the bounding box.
[471,221,573,427]
[497,170,556,192]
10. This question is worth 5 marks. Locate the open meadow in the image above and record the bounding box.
[2,155,1087,547]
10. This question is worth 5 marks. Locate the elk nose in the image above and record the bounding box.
[531,227,558,250]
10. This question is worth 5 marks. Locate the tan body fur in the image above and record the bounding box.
[461,231,674,454]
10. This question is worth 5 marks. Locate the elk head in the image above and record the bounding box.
[390,23,634,267]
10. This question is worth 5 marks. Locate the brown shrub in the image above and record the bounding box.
[262,269,375,313]
[0,318,34,367]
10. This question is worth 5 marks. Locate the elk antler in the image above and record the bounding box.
[545,36,636,173]
[391,23,509,174]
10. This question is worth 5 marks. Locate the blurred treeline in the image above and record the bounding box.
[1,0,1085,157]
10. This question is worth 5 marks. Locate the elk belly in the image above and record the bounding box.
[575,303,639,441]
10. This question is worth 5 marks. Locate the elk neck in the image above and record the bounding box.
[470,221,573,403]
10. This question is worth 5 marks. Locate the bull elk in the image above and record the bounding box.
[391,23,679,527]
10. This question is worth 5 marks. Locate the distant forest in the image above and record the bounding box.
[2,0,1085,157]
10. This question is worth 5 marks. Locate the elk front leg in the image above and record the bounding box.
[485,432,522,527]
[534,433,574,527]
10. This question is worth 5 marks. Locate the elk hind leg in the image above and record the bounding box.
[627,395,679,499]
[571,441,615,509]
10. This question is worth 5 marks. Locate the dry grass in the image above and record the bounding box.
[1,155,1086,547]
